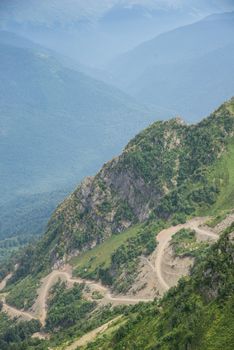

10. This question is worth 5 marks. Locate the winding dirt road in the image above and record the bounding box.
[0,217,219,332]
[34,268,152,326]
[1,295,36,321]
[154,218,219,293]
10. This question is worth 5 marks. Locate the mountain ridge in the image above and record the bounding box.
[0,98,234,349]
[6,97,234,285]
[107,11,234,121]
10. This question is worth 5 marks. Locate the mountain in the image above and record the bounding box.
[1,1,234,66]
[0,31,164,249]
[9,97,234,281]
[40,98,234,259]
[0,98,233,349]
[107,11,234,121]
[0,190,69,240]
[0,31,158,200]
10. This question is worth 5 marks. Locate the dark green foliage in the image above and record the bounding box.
[0,314,44,350]
[46,281,96,331]
[47,303,127,348]
[5,276,40,310]
[114,201,136,224]
[121,119,185,186]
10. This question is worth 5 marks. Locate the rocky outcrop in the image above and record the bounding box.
[16,97,231,268]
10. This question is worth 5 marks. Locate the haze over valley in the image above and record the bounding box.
[0,2,233,349]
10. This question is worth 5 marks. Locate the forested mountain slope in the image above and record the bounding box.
[9,98,234,281]
[0,98,234,350]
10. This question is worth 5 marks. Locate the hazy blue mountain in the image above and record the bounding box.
[0,190,69,239]
[1,1,233,67]
[107,11,234,121]
[132,43,234,121]
[0,31,160,203]
[0,31,168,245]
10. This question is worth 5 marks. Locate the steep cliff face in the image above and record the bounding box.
[44,98,234,261]
[8,98,234,283]
[47,118,188,256]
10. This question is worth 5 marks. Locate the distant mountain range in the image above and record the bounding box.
[0,30,164,244]
[1,4,234,246]
[0,31,156,201]
[1,0,234,66]
[107,11,234,121]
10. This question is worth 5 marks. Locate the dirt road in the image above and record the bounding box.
[154,218,219,293]
[0,217,219,330]
[34,268,152,327]
[0,294,36,322]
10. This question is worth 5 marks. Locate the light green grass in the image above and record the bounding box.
[227,103,234,114]
[206,210,232,228]
[198,138,234,218]
[209,139,234,213]
[71,225,141,277]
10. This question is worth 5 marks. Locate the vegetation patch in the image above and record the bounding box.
[71,225,142,279]
[5,276,40,310]
[46,281,96,331]
[0,312,42,350]
[207,140,234,214]
[101,221,163,293]
[170,228,209,257]
[72,221,164,293]
[47,302,127,348]
[206,211,231,228]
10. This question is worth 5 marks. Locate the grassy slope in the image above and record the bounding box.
[71,225,141,277]
[210,139,234,212]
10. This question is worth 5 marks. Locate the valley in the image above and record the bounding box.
[0,97,233,349]
[0,2,234,345]
[0,99,233,348]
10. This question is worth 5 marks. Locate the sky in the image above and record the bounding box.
[1,0,234,25]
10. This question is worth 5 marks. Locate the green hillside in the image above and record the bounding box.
[11,98,234,277]
[85,230,234,350]
[0,98,234,350]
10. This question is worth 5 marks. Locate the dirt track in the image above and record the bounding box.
[1,295,36,321]
[0,216,219,337]
[34,268,152,326]
[154,218,219,293]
